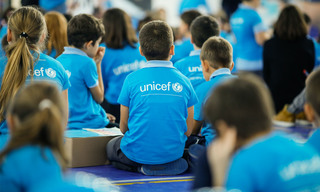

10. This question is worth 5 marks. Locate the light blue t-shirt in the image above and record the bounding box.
[231,4,266,71]
[226,132,320,191]
[179,0,210,14]
[306,129,320,154]
[100,43,146,104]
[174,49,205,90]
[39,0,66,12]
[118,60,198,164]
[312,39,320,69]
[171,38,194,63]
[0,52,70,134]
[194,68,235,145]
[44,48,57,59]
[57,47,109,129]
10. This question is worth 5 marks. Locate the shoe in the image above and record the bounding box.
[274,105,295,122]
[139,158,188,176]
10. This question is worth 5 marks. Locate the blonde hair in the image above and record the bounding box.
[45,11,68,58]
[0,6,47,122]
[0,82,68,170]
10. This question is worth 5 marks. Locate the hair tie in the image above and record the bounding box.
[19,32,28,39]
[39,99,52,110]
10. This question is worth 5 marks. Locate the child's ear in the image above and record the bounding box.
[84,40,93,50]
[201,60,210,72]
[169,44,175,56]
[7,28,12,42]
[304,103,315,122]
[190,36,194,44]
[229,62,234,71]
[139,46,144,56]
[7,114,19,133]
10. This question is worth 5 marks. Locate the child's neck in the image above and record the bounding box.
[235,129,271,151]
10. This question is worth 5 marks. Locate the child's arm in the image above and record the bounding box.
[89,47,105,104]
[185,106,194,137]
[62,90,69,128]
[191,120,203,135]
[120,105,129,134]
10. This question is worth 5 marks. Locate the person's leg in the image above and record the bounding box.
[106,136,141,172]
[287,88,306,114]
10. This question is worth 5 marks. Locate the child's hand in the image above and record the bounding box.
[107,113,116,123]
[94,47,105,64]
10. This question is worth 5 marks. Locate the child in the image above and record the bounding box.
[192,36,234,146]
[0,82,92,192]
[305,68,320,153]
[171,10,201,63]
[193,74,320,190]
[0,7,70,136]
[57,14,116,129]
[107,20,198,175]
[174,15,220,91]
[230,0,270,76]
[100,8,146,124]
[44,11,68,58]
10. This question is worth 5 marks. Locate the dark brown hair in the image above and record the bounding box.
[190,16,220,48]
[102,8,137,49]
[139,20,173,60]
[67,14,105,48]
[180,10,201,29]
[200,36,233,69]
[306,68,320,116]
[274,5,307,41]
[204,73,274,140]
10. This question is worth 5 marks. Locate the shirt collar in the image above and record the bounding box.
[189,49,201,56]
[142,60,174,69]
[62,47,88,56]
[210,68,231,79]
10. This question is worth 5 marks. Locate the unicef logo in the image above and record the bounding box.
[172,82,183,93]
[45,68,56,78]
[66,70,71,78]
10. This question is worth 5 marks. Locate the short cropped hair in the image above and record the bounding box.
[139,20,173,60]
[67,14,105,48]
[306,68,320,116]
[200,36,233,69]
[204,74,274,140]
[180,10,201,29]
[190,16,220,48]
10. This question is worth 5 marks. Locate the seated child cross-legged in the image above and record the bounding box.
[193,74,320,191]
[57,14,116,129]
[107,21,198,175]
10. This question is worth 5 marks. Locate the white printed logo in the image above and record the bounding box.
[45,68,56,78]
[172,83,183,93]
[66,70,71,78]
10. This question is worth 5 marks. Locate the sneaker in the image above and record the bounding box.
[139,158,188,176]
[274,105,295,122]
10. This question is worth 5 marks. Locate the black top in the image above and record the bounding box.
[263,36,315,112]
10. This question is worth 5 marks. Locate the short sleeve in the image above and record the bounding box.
[61,66,71,91]
[83,59,99,88]
[252,12,266,34]
[117,75,131,107]
[194,86,205,121]
[187,83,198,108]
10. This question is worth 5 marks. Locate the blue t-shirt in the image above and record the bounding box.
[57,47,109,129]
[306,129,320,154]
[118,60,198,164]
[100,43,146,104]
[174,49,205,90]
[230,4,266,71]
[39,0,66,11]
[44,48,57,59]
[194,68,235,145]
[171,38,194,63]
[226,132,320,191]
[179,0,210,14]
[0,145,62,191]
[0,52,70,134]
[312,38,320,69]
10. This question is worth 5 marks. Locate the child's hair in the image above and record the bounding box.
[139,20,173,60]
[0,82,68,169]
[102,8,137,49]
[67,14,105,49]
[45,11,68,58]
[204,74,274,140]
[0,6,47,122]
[306,68,320,116]
[200,36,233,69]
[274,5,307,41]
[180,10,201,29]
[190,15,220,48]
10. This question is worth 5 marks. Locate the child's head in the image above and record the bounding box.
[139,20,174,61]
[45,11,68,58]
[67,14,105,57]
[190,15,220,49]
[102,8,137,49]
[305,69,320,127]
[204,74,274,145]
[200,36,233,81]
[179,10,201,37]
[0,82,68,169]
[0,6,47,122]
